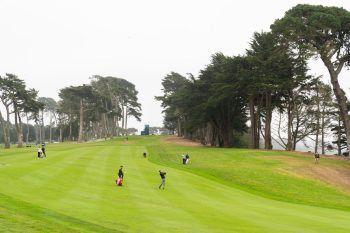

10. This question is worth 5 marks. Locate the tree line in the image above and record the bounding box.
[156,4,350,154]
[0,75,141,148]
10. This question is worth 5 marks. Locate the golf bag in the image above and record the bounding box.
[116,177,123,186]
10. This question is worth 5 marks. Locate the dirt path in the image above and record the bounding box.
[305,166,350,192]
[262,155,350,192]
[165,136,203,147]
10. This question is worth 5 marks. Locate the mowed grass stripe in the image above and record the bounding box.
[51,146,113,210]
[95,145,138,231]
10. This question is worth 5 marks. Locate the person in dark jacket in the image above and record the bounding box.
[41,143,46,157]
[314,153,320,164]
[118,166,124,178]
[185,153,190,164]
[158,170,166,190]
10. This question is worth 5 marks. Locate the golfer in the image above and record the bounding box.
[159,170,166,190]
[41,143,46,157]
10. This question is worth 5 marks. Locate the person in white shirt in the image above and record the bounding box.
[37,148,43,158]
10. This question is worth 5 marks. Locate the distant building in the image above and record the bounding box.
[141,124,150,136]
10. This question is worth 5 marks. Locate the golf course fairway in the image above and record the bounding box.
[1,136,350,232]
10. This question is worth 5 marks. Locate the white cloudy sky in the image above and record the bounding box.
[1,0,350,132]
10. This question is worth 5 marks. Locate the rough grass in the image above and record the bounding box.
[0,136,350,232]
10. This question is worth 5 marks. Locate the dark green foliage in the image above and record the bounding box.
[157,54,248,147]
[155,72,189,137]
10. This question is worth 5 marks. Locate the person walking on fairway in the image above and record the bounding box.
[41,143,46,157]
[314,153,320,164]
[159,170,166,190]
[37,147,43,158]
[117,166,124,186]
[185,153,190,164]
[182,153,186,164]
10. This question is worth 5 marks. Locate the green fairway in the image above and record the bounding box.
[1,136,350,232]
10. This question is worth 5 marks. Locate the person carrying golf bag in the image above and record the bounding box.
[116,166,124,186]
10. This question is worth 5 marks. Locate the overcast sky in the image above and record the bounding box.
[1,0,350,132]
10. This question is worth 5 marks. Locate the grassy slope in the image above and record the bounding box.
[0,136,349,232]
[148,141,350,210]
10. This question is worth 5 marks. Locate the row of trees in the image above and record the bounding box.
[0,74,43,148]
[57,76,141,143]
[157,4,350,153]
[0,75,142,148]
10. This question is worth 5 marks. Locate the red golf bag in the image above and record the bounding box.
[116,177,123,186]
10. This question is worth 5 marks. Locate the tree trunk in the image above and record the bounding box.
[18,114,23,147]
[286,94,293,151]
[3,106,11,148]
[256,97,263,148]
[116,116,120,137]
[107,117,111,139]
[292,110,299,151]
[39,124,42,143]
[0,111,10,149]
[264,93,273,149]
[209,122,217,146]
[78,98,84,143]
[26,114,30,144]
[125,107,128,136]
[104,101,110,138]
[321,105,326,155]
[15,111,24,148]
[121,106,125,136]
[322,58,350,152]
[249,95,257,148]
[69,121,72,141]
[338,116,342,156]
[26,122,29,144]
[103,113,108,139]
[35,124,39,144]
[41,110,45,143]
[204,124,209,145]
[219,107,231,148]
[49,112,52,143]
[177,116,182,137]
[111,116,116,137]
[60,126,63,142]
[314,84,320,154]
